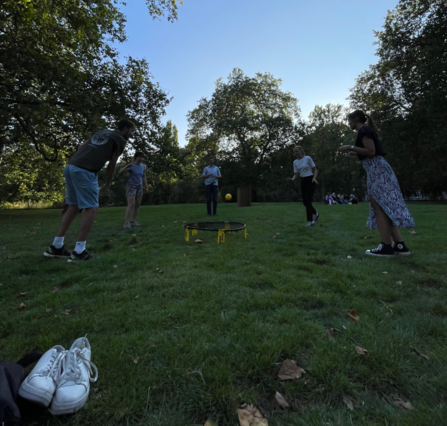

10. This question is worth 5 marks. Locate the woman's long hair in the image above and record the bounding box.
[348,110,380,135]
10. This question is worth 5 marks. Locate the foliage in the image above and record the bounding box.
[349,0,447,197]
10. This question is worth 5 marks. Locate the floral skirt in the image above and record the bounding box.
[363,156,415,229]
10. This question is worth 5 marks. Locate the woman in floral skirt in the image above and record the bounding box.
[338,110,415,257]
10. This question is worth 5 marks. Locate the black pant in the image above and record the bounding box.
[206,184,218,215]
[301,175,316,221]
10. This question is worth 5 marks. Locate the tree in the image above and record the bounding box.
[187,68,304,200]
[0,1,183,202]
[349,0,447,197]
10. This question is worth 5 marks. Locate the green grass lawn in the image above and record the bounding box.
[1,202,446,426]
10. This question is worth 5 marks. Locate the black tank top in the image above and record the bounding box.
[355,126,386,161]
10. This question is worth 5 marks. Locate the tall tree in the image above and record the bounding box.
[349,0,447,196]
[187,68,304,200]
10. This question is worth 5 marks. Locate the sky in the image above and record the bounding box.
[117,0,397,146]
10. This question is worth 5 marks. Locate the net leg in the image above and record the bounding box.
[185,228,190,242]
[244,228,247,238]
[217,230,225,243]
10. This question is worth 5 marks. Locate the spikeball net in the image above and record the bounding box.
[184,221,247,243]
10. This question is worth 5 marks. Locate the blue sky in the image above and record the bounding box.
[118,0,397,145]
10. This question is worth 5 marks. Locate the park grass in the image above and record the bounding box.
[1,202,446,426]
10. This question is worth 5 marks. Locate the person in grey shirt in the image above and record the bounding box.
[202,156,222,216]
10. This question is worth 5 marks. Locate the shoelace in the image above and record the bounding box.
[56,348,98,387]
[29,350,67,381]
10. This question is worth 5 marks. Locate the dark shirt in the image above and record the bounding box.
[355,126,386,161]
[69,130,126,173]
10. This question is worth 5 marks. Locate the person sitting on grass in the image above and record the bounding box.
[44,119,135,261]
[119,151,149,229]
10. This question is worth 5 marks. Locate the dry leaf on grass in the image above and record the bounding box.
[155,268,164,274]
[133,357,139,364]
[195,238,205,243]
[382,271,388,275]
[62,309,72,315]
[396,281,403,285]
[273,391,289,409]
[411,347,429,360]
[409,231,417,234]
[46,307,54,313]
[237,404,268,426]
[134,295,140,299]
[52,286,61,293]
[355,346,369,356]
[325,328,340,342]
[278,359,306,380]
[204,420,218,426]
[347,255,352,259]
[343,396,354,411]
[19,292,27,296]
[391,394,413,410]
[18,302,26,310]
[113,265,118,268]
[272,235,277,239]
[35,314,44,321]
[347,310,359,324]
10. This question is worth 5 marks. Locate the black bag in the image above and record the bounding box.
[0,352,42,426]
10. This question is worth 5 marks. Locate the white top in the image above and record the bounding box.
[202,165,221,186]
[293,156,315,178]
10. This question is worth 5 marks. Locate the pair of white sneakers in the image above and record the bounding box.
[19,337,98,415]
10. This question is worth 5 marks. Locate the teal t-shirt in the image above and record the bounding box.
[127,163,146,188]
[69,130,126,173]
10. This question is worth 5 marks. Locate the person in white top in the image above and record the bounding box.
[202,156,222,215]
[287,146,319,227]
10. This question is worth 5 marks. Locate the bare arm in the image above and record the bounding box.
[311,166,318,184]
[143,170,149,193]
[338,137,375,158]
[118,162,132,174]
[99,153,120,197]
[287,173,299,182]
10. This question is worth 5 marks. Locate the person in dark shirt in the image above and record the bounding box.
[44,119,135,260]
[338,110,415,257]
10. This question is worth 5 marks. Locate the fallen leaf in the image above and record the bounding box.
[411,270,415,273]
[278,359,306,380]
[204,420,218,426]
[134,295,140,299]
[391,394,413,410]
[272,235,277,239]
[18,302,26,310]
[133,357,140,364]
[183,253,187,257]
[276,233,280,235]
[409,231,416,234]
[355,346,369,356]
[411,347,429,361]
[382,271,388,275]
[347,310,359,324]
[52,287,61,293]
[273,391,289,409]
[342,325,347,330]
[113,265,118,268]
[46,307,54,313]
[325,328,340,342]
[35,314,44,321]
[396,281,403,285]
[245,260,249,264]
[62,309,72,315]
[347,256,352,259]
[237,404,268,426]
[195,239,205,243]
[343,396,354,411]
[155,268,164,274]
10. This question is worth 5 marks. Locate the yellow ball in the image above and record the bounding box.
[225,193,232,201]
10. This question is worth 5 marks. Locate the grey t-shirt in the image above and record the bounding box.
[69,130,126,173]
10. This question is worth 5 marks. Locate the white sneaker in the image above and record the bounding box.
[19,345,66,407]
[130,221,141,227]
[50,337,98,415]
[306,221,313,227]
[123,222,131,230]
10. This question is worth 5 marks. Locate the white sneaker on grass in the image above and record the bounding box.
[19,345,66,407]
[130,221,141,227]
[123,222,131,230]
[306,221,314,227]
[49,337,98,415]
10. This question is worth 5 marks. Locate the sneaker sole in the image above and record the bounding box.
[49,392,89,415]
[395,252,411,256]
[19,381,54,407]
[365,251,394,258]
[43,252,69,259]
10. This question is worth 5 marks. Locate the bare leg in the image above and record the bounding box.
[370,197,392,244]
[76,207,98,241]
[124,196,135,223]
[391,226,403,242]
[132,195,143,222]
[56,205,80,237]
